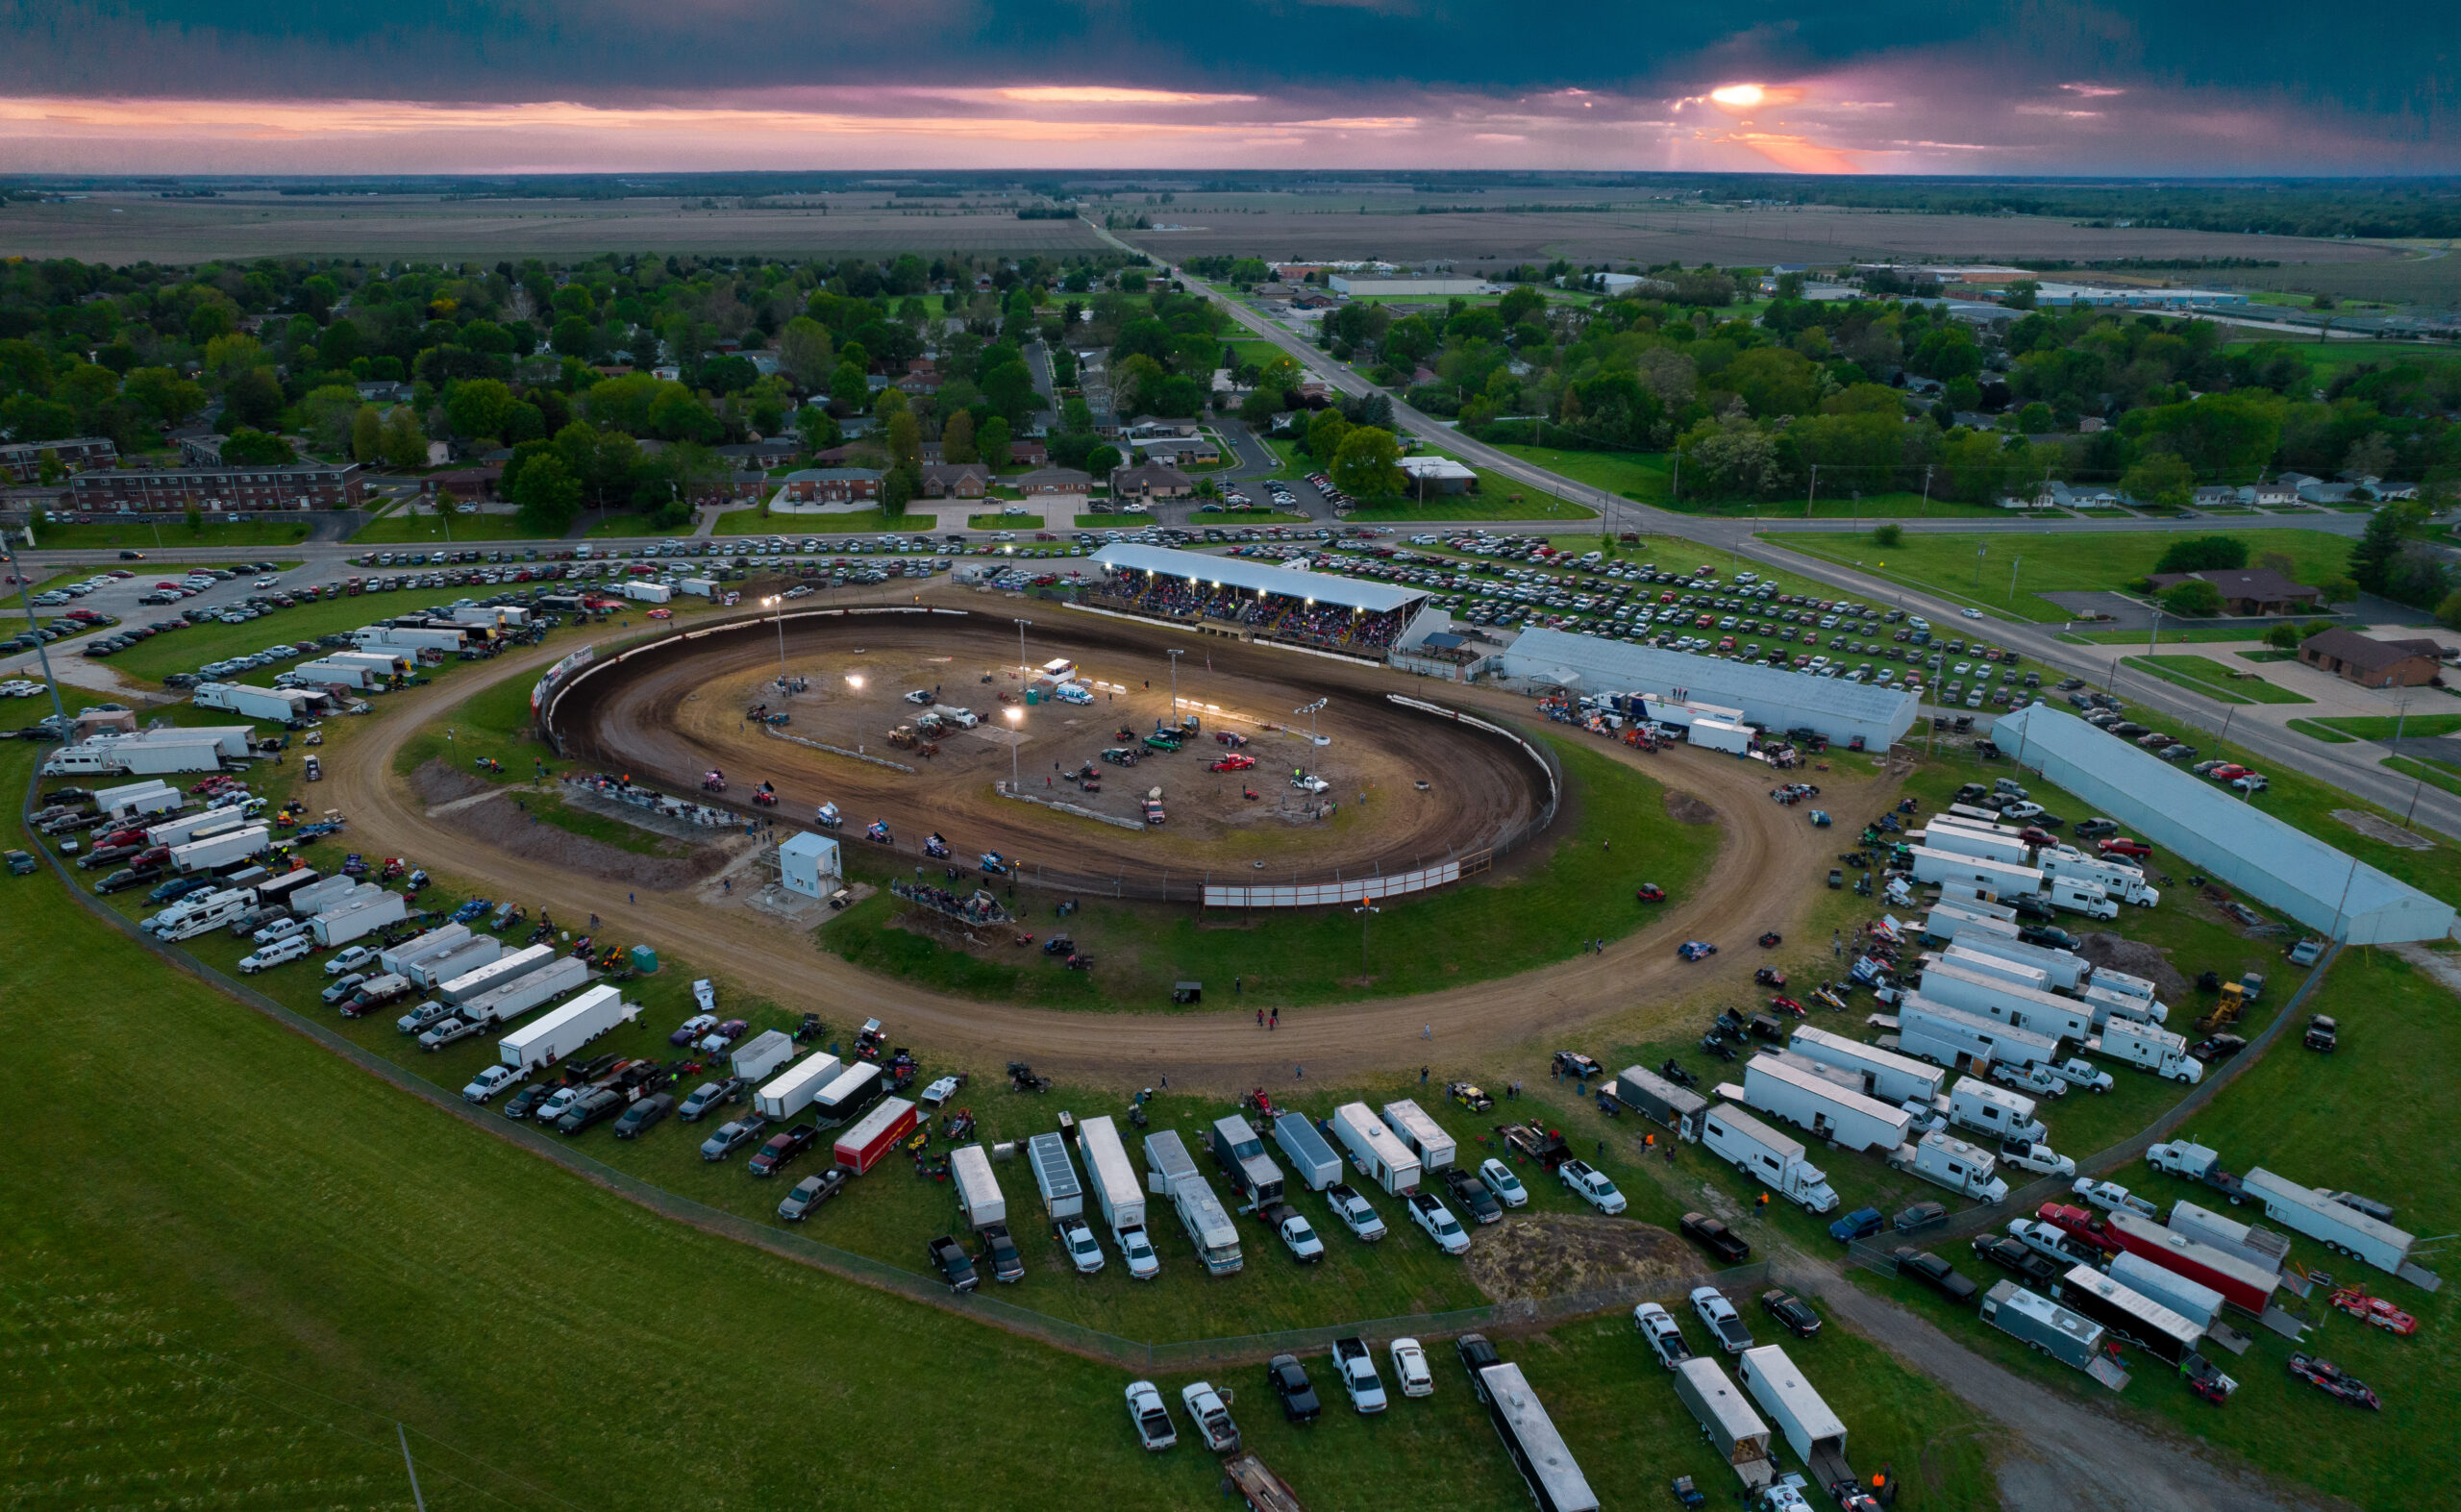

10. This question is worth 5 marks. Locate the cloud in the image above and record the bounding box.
[995,87,1258,105]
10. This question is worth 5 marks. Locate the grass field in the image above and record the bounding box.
[2124,655,2313,705]
[2384,755,2461,798]
[2287,719,2359,743]
[31,515,318,550]
[95,587,419,686]
[583,509,698,538]
[1770,528,2356,623]
[1492,443,2007,520]
[349,508,544,545]
[828,736,1716,1010]
[2065,628,2272,646]
[715,508,910,536]
[2303,713,2461,741]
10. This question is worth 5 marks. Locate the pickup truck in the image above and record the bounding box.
[1330,1337,1387,1414]
[2071,1178,2158,1218]
[2048,1057,2113,1094]
[1690,1286,1753,1353]
[396,999,453,1034]
[1324,1183,1386,1241]
[339,973,412,1017]
[1180,1382,1241,1453]
[237,935,312,973]
[1406,1192,1471,1255]
[700,1114,770,1161]
[554,1087,626,1134]
[417,1015,484,1051]
[324,945,377,977]
[748,1122,820,1177]
[2005,1217,2106,1271]
[1557,1158,1628,1214]
[460,1065,521,1103]
[1633,1301,1692,1368]
[1997,1139,2076,1178]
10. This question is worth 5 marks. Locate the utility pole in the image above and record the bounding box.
[1,533,69,729]
[1354,898,1380,974]
[1167,647,1184,719]
[2008,553,2022,603]
[1972,544,1985,597]
[1919,464,1932,518]
[1805,463,1818,521]
[1013,617,1032,686]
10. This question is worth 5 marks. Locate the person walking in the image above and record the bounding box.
[629,892,635,905]
[1420,1065,1429,1084]
[1256,1008,1266,1029]
[1234,976,1242,995]
[1422,1023,1432,1040]
[1295,1065,1304,1079]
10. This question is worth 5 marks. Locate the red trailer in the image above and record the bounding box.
[2104,1208,2278,1317]
[834,1097,918,1174]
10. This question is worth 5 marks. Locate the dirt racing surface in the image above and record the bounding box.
[410,758,740,891]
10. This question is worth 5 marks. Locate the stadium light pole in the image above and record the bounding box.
[1354,898,1380,975]
[1005,705,1023,793]
[1167,647,1184,719]
[760,594,787,687]
[1013,617,1032,686]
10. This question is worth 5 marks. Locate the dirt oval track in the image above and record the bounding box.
[550,607,1551,896]
[331,586,1889,1091]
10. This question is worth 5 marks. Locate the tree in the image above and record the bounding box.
[509,453,583,535]
[1305,408,1352,463]
[1330,427,1404,498]
[351,405,383,464]
[380,407,429,469]
[1085,443,1122,480]
[885,409,922,466]
[222,367,285,431]
[444,379,517,441]
[2349,507,2406,598]
[829,362,869,411]
[779,316,833,388]
[2438,587,2461,632]
[219,429,296,465]
[184,506,204,533]
[978,415,1011,471]
[648,386,721,444]
[793,405,840,456]
[2004,281,2040,310]
[2151,535,2250,575]
[122,366,207,428]
[2159,580,2225,617]
[2264,622,2304,650]
[2120,453,2196,510]
[881,460,922,518]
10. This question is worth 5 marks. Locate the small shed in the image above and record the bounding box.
[778,831,842,899]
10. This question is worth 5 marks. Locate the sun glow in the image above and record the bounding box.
[1710,84,1766,108]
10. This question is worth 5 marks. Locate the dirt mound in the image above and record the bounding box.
[1463,1212,1691,1303]
[413,761,738,892]
[1663,791,1718,825]
[2076,931,2190,1001]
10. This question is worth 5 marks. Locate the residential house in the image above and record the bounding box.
[0,435,114,482]
[717,440,799,468]
[1126,416,1200,438]
[354,381,412,406]
[2192,486,2238,508]
[1131,435,1222,466]
[917,462,992,499]
[781,468,883,504]
[2297,481,2360,505]
[420,465,504,502]
[2246,481,2299,507]
[2299,629,2448,688]
[2144,568,2323,616]
[1109,463,1194,501]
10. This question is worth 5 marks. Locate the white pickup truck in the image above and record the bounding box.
[1330,1337,1387,1414]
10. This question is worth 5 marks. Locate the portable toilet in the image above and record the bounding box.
[629,944,659,974]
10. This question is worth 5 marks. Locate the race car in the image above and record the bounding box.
[1678,941,1718,961]
[1634,882,1666,903]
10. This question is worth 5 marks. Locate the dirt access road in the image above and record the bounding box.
[329,589,1884,1090]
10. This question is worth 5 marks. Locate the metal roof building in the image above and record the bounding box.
[1493,628,1919,750]
[1090,543,1429,614]
[1991,705,2454,944]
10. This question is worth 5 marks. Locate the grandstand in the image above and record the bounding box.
[1088,543,1431,657]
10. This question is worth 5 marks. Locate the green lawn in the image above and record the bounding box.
[31,515,318,550]
[2384,755,2461,798]
[827,735,1718,1010]
[583,509,701,538]
[1492,443,2006,520]
[2287,719,2359,743]
[349,508,547,545]
[1193,510,1311,526]
[1769,528,2356,623]
[715,508,915,537]
[97,586,423,687]
[2304,713,2461,742]
[2065,628,2272,646]
[2124,656,2312,706]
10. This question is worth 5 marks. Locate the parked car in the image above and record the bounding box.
[2190,1033,2249,1063]
[502,1083,557,1121]
[612,1093,675,1139]
[324,945,377,977]
[926,1234,980,1292]
[1266,1354,1322,1422]
[1895,1201,1950,1233]
[1681,1211,1752,1263]
[320,973,367,1005]
[237,935,312,973]
[1388,1337,1434,1398]
[1893,1248,1979,1303]
[2074,818,2119,839]
[701,1113,768,1160]
[2097,837,2152,859]
[979,1224,1026,1283]
[747,1122,819,1176]
[1558,1158,1627,1214]
[1444,1169,1504,1225]
[1478,1157,1529,1208]
[1125,1380,1177,1451]
[1179,1382,1240,1453]
[1828,1205,1884,1244]
[1759,1288,1823,1339]
[1277,1207,1328,1262]
[779,1168,847,1220]
[460,1065,521,1103]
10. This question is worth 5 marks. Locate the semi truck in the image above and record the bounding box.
[378,922,473,979]
[2048,878,2120,921]
[1919,961,2093,1044]
[2079,982,2167,1028]
[1905,845,2043,902]
[169,825,270,875]
[1784,1028,1943,1105]
[1146,1129,1242,1275]
[1610,1063,1709,1141]
[2101,1208,2278,1317]
[1898,993,2061,1072]
[1080,1114,1147,1239]
[1670,1356,1776,1491]
[1029,1131,1084,1219]
[1701,1103,1839,1213]
[1332,1102,1422,1195]
[1980,1281,2105,1370]
[1742,1053,1916,1154]
[2241,1168,2420,1279]
[2084,1018,2202,1083]
[2058,1265,2202,1366]
[1948,1078,2048,1145]
[950,1144,1007,1229]
[437,942,557,1005]
[1380,1099,1457,1173]
[1735,1344,1853,1493]
[2038,851,2159,906]
[1887,1131,2009,1203]
[2144,1141,2250,1203]
[1208,1114,1286,1206]
[756,1053,844,1119]
[406,935,502,991]
[453,954,588,1027]
[310,889,407,947]
[1271,1111,1344,1191]
[498,985,636,1071]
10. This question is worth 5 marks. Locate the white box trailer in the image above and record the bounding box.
[379,922,472,979]
[1888,1130,2009,1203]
[2110,1251,2225,1334]
[437,942,557,1005]
[1935,945,2054,998]
[407,935,503,991]
[2040,851,2159,906]
[1332,1103,1423,1195]
[1920,961,2092,1044]
[1380,1099,1457,1173]
[454,954,588,1025]
[498,985,636,1071]
[756,1054,843,1119]
[328,651,410,682]
[1947,931,2089,993]
[193,682,315,723]
[1029,1131,1084,1219]
[1907,845,2043,902]
[1948,1077,2047,1144]
[950,1144,1007,1229]
[148,806,246,850]
[808,1061,882,1122]
[618,581,674,604]
[1272,1111,1344,1191]
[2079,982,2167,1028]
[678,578,719,597]
[2048,877,2119,921]
[1742,1053,1914,1154]
[1980,1281,2105,1370]
[2084,1017,2201,1083]
[170,825,271,874]
[731,1029,795,1083]
[1081,1115,1146,1234]
[1687,718,1753,756]
[1921,904,2022,946]
[1670,1357,1775,1491]
[1611,1063,1710,1141]
[1919,825,2031,867]
[2242,1168,2419,1278]
[1735,1345,1852,1489]
[1899,992,2061,1072]
[1786,1027,1944,1105]
[2167,1198,2291,1277]
[96,780,180,818]
[1702,1103,1838,1213]
[311,889,407,947]
[2086,964,2158,1004]
[293,659,376,690]
[1144,1128,1200,1197]
[255,867,326,911]
[286,873,360,915]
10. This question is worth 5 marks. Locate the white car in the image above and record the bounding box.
[1406,1192,1470,1255]
[1557,1158,1627,1215]
[1632,1301,1691,1369]
[1961,607,1984,619]
[1117,1224,1161,1280]
[1387,1337,1433,1398]
[918,1076,963,1107]
[461,1065,520,1103]
[1057,1217,1105,1275]
[324,944,377,977]
[1325,1183,1387,1241]
[1278,1210,1327,1263]
[1125,1379,1176,1451]
[1479,1157,1529,1208]
[237,935,312,973]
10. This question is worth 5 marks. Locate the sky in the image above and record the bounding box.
[0,0,2449,175]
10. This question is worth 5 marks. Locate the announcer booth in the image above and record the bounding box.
[777,831,842,899]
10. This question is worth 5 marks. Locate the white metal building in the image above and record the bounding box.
[1090,543,1429,615]
[1990,706,2455,944]
[1327,276,1488,296]
[1495,628,1919,750]
[777,831,841,899]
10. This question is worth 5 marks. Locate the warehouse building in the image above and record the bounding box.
[1492,628,1919,751]
[1990,705,2454,944]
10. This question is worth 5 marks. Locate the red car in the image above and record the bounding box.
[2098,838,2152,859]
[1635,883,1667,904]
[1209,754,1255,772]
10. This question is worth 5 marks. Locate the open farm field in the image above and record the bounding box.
[1769,528,2355,623]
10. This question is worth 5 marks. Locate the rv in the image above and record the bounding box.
[1898,992,2061,1072]
[1888,1130,2008,1203]
[2084,1018,2202,1083]
[1701,1104,1838,1213]
[1948,1078,2048,1145]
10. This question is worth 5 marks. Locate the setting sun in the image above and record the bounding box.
[1710,83,1766,107]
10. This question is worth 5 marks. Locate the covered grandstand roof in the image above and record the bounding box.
[1091,543,1429,614]
[1493,628,1919,750]
[1991,705,2455,944]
